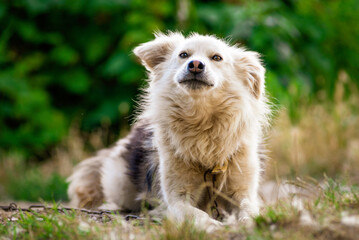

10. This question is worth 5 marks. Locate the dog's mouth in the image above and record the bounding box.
[178,77,214,90]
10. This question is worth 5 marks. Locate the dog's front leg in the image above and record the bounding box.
[227,151,261,223]
[167,200,222,231]
[159,155,222,231]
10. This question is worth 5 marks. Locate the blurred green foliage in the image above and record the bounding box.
[0,152,68,201]
[5,171,68,201]
[1,0,359,158]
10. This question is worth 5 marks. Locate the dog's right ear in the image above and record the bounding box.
[134,32,184,71]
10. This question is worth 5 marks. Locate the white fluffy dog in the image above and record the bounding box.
[68,32,270,229]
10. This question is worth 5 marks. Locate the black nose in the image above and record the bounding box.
[187,60,205,74]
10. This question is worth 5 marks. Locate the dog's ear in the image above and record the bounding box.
[234,50,265,99]
[133,32,184,71]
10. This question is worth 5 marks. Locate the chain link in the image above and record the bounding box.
[0,202,143,223]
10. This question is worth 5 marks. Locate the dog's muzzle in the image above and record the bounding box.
[178,60,214,90]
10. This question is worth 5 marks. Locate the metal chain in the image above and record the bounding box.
[203,170,222,220]
[0,203,143,222]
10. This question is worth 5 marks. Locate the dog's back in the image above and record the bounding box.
[67,121,160,210]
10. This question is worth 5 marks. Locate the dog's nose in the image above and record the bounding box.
[187,60,205,74]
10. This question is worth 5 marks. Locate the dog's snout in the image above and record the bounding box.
[187,60,205,74]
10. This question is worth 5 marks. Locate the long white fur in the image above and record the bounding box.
[68,32,270,230]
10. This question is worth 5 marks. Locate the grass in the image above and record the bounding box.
[0,207,209,239]
[267,94,359,182]
[0,154,68,202]
[1,178,358,239]
[1,93,359,238]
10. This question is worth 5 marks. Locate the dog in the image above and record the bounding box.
[67,32,270,230]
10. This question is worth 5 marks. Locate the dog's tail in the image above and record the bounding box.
[67,153,105,209]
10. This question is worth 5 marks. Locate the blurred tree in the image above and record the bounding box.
[0,0,358,158]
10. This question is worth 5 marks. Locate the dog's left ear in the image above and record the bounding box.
[134,32,184,71]
[235,50,265,99]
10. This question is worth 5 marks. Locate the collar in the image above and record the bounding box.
[211,161,228,175]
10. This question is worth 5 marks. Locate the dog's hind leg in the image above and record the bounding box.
[67,154,105,209]
[68,144,141,211]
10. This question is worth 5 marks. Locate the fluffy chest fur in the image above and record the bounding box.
[150,91,254,170]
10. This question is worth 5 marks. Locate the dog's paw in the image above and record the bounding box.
[223,210,255,229]
[194,215,223,232]
[238,214,254,229]
[199,218,223,233]
[148,204,166,218]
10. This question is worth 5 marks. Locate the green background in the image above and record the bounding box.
[1,0,359,159]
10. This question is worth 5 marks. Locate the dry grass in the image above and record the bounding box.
[267,94,359,183]
[1,91,359,239]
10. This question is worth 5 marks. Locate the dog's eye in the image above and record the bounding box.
[212,55,222,61]
[179,52,188,58]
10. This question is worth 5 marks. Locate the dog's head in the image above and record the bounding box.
[134,32,265,99]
